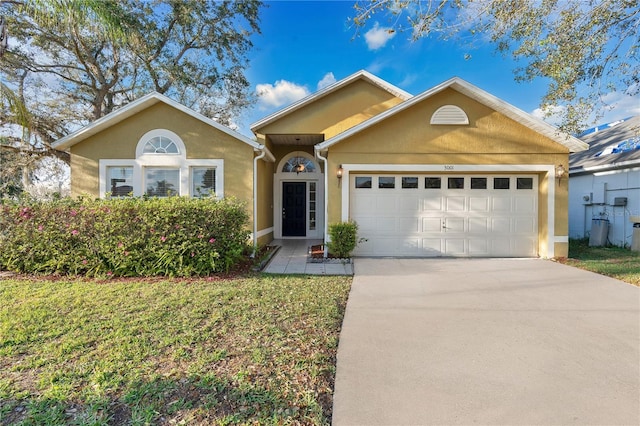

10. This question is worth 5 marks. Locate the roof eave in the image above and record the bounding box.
[250,69,412,133]
[52,92,261,151]
[570,158,640,176]
[316,76,590,153]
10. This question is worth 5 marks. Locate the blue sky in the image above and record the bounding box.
[236,0,639,137]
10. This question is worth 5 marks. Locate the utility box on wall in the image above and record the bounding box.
[589,219,609,246]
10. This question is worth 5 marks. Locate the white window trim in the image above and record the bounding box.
[273,152,324,239]
[276,151,320,173]
[190,166,218,197]
[100,159,224,198]
[99,129,223,198]
[136,129,186,158]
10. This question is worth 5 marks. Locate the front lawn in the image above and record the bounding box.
[0,275,352,425]
[561,239,640,286]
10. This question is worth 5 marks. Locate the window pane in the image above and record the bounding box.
[448,177,464,189]
[402,177,419,189]
[355,177,372,188]
[379,177,395,189]
[107,166,133,197]
[494,177,510,189]
[471,177,487,189]
[143,136,179,154]
[425,177,441,189]
[145,168,179,197]
[192,167,216,197]
[282,156,316,173]
[517,177,533,189]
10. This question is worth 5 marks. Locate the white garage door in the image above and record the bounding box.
[350,174,538,257]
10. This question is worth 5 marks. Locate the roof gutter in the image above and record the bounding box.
[252,145,275,255]
[314,147,329,257]
[570,158,640,176]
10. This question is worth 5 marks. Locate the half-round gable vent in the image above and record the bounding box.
[430,105,469,125]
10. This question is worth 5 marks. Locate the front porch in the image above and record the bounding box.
[262,239,354,275]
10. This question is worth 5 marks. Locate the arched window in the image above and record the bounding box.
[143,136,180,154]
[282,156,317,173]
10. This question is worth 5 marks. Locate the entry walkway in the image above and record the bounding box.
[262,239,353,275]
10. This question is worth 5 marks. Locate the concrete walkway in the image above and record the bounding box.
[333,258,640,425]
[262,239,354,275]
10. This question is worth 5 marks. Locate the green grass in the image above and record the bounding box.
[0,274,352,425]
[562,238,640,286]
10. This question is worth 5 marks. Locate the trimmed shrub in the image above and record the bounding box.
[0,196,250,277]
[327,221,363,258]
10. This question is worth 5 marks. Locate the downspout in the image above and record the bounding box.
[252,147,267,256]
[315,148,329,257]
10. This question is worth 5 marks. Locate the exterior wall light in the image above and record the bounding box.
[337,165,343,179]
[555,164,567,183]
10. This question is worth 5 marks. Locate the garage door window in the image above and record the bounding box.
[517,177,533,189]
[425,177,441,189]
[471,177,487,189]
[448,177,464,189]
[379,177,395,189]
[494,177,510,189]
[402,177,419,189]
[355,176,372,188]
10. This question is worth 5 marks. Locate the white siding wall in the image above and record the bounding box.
[569,168,640,247]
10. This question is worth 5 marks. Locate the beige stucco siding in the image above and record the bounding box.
[257,80,405,138]
[325,89,570,258]
[256,157,274,246]
[69,103,256,222]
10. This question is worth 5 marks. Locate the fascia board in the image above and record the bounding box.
[316,77,589,153]
[53,92,262,151]
[250,69,412,133]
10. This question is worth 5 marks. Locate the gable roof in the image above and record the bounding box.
[52,92,266,153]
[250,69,413,133]
[570,116,640,174]
[315,77,588,153]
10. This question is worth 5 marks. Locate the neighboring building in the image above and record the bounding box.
[53,70,587,258]
[569,116,640,247]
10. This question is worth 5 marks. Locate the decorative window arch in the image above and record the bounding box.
[430,105,469,125]
[279,152,319,174]
[100,128,223,198]
[135,129,186,158]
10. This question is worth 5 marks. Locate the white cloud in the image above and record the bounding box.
[256,80,309,109]
[600,89,640,121]
[364,22,396,50]
[531,105,566,127]
[532,90,640,129]
[317,72,336,90]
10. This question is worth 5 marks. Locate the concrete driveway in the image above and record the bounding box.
[332,258,640,425]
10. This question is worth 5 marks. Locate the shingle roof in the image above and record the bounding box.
[570,116,640,174]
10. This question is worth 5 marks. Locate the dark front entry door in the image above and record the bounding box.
[283,182,306,237]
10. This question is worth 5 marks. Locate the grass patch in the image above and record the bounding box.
[0,274,351,424]
[560,238,640,286]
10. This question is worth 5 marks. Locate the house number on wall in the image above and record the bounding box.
[444,165,454,170]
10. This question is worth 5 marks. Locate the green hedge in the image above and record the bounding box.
[0,196,250,277]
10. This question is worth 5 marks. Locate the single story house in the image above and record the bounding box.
[52,70,587,258]
[569,116,640,247]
